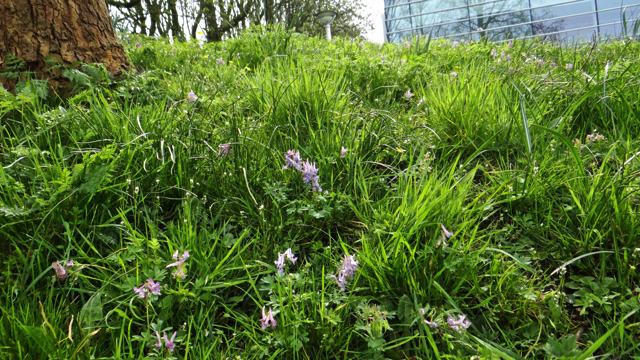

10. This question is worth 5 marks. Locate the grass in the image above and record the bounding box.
[1,25,640,359]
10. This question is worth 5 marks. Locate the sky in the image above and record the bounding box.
[363,0,385,43]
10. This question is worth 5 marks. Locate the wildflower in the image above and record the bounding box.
[133,285,148,298]
[508,40,513,49]
[404,41,410,48]
[506,54,511,62]
[437,225,453,248]
[340,146,348,158]
[282,150,303,171]
[146,279,161,295]
[301,159,322,192]
[188,90,197,103]
[283,248,297,264]
[447,314,471,332]
[171,49,175,54]
[340,254,359,278]
[405,89,412,99]
[550,62,557,68]
[381,55,387,61]
[331,271,348,291]
[51,260,74,281]
[217,58,225,65]
[566,63,574,70]
[417,97,424,106]
[452,41,459,48]
[419,308,425,315]
[163,331,177,353]
[166,250,189,279]
[218,143,232,157]
[425,319,438,328]
[450,71,458,77]
[203,55,209,59]
[491,49,497,59]
[260,306,277,330]
[274,253,286,274]
[135,41,141,48]
[358,42,364,48]
[377,44,381,50]
[501,50,505,58]
[154,330,163,349]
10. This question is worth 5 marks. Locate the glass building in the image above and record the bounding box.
[383,0,640,43]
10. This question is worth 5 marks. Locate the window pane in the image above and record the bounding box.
[385,0,408,6]
[596,0,640,11]
[533,14,597,34]
[473,10,532,31]
[531,0,596,21]
[485,24,533,40]
[423,20,472,37]
[417,0,470,13]
[414,7,470,27]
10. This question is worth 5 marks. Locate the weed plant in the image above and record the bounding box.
[1,26,640,359]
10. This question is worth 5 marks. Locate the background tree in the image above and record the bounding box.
[0,0,129,91]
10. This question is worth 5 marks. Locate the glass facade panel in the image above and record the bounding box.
[384,0,640,42]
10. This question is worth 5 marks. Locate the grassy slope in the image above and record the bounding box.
[1,26,640,359]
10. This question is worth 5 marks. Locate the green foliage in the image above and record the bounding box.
[1,28,640,359]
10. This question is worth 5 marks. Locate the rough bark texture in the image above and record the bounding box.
[0,0,129,91]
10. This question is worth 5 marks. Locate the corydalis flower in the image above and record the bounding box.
[274,248,297,274]
[447,314,471,332]
[218,143,232,156]
[163,331,177,352]
[154,331,162,349]
[282,150,303,171]
[52,260,74,281]
[380,55,387,61]
[425,319,438,328]
[340,146,348,158]
[166,250,189,279]
[331,271,348,291]
[260,306,277,330]
[301,159,322,192]
[216,58,225,65]
[490,49,497,59]
[566,63,574,70]
[358,42,364,48]
[405,89,412,99]
[437,224,453,248]
[188,90,197,103]
[333,254,358,291]
[404,41,410,48]
[135,41,141,48]
[450,71,458,77]
[133,278,162,298]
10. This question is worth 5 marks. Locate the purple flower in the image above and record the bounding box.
[437,225,453,248]
[447,314,471,332]
[405,89,412,99]
[340,146,348,158]
[419,308,425,315]
[163,331,177,352]
[381,55,387,61]
[550,62,557,68]
[566,63,574,70]
[217,57,225,65]
[133,286,148,298]
[425,319,438,328]
[508,40,513,49]
[301,159,322,192]
[135,41,141,48]
[451,72,458,77]
[491,49,497,59]
[506,54,511,62]
[282,150,303,171]
[274,248,297,274]
[218,143,232,157]
[146,279,161,295]
[154,331,163,349]
[284,248,297,264]
[404,41,410,48]
[166,250,189,279]
[340,254,359,279]
[358,42,364,48]
[501,50,505,58]
[274,253,286,274]
[260,306,277,330]
[452,41,459,48]
[188,90,197,103]
[51,260,74,281]
[171,49,175,55]
[331,271,348,292]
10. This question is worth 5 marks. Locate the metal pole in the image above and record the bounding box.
[326,24,332,40]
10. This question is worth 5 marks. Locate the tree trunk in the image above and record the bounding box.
[0,0,130,91]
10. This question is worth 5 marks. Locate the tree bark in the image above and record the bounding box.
[0,0,130,91]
